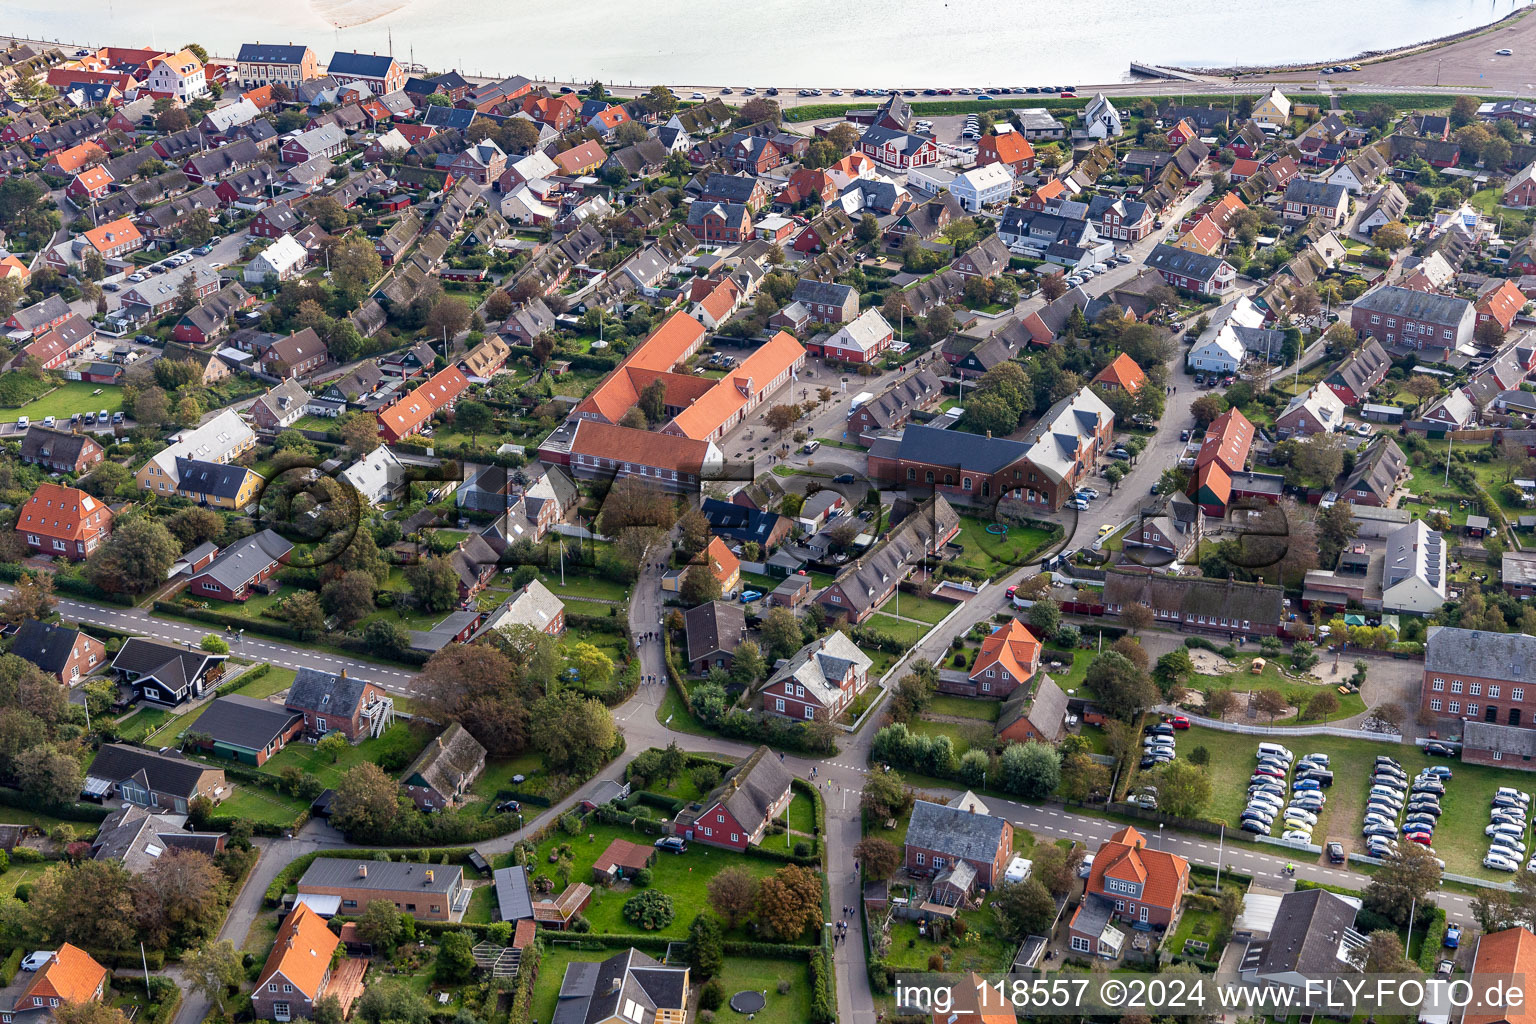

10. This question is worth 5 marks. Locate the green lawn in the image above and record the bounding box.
[0,862,50,899]
[710,956,815,1024]
[786,792,815,834]
[527,824,788,941]
[910,718,994,757]
[115,707,172,742]
[217,785,310,826]
[256,721,429,789]
[1,381,124,419]
[877,592,957,625]
[948,516,1053,579]
[463,882,497,924]
[1167,906,1223,964]
[927,694,1001,722]
[235,666,296,699]
[539,570,632,603]
[884,904,1016,973]
[1164,725,1524,880]
[143,702,213,747]
[469,753,545,802]
[863,614,928,645]
[1184,656,1366,725]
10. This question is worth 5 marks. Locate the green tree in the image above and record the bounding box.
[405,555,460,613]
[680,562,723,605]
[316,731,350,763]
[321,570,377,627]
[1362,844,1443,926]
[199,634,229,654]
[453,400,493,445]
[1000,740,1060,798]
[1085,650,1158,721]
[435,931,476,982]
[331,762,400,838]
[761,607,804,659]
[1153,760,1212,818]
[624,889,675,930]
[530,690,616,771]
[86,516,179,594]
[356,898,406,953]
[687,913,724,979]
[182,939,243,1014]
[991,879,1056,940]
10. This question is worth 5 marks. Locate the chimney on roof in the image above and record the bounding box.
[357,863,368,878]
[425,869,434,883]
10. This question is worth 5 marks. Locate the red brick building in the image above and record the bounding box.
[284,667,394,742]
[903,797,1014,890]
[673,746,793,851]
[1069,826,1189,958]
[18,483,113,560]
[186,529,293,602]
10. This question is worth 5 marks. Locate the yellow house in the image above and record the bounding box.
[705,536,740,595]
[175,459,263,509]
[1253,87,1292,127]
[134,409,256,494]
[1169,215,1224,256]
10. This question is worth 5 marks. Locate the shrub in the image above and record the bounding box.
[633,868,653,887]
[699,979,724,1012]
[794,841,811,858]
[623,889,675,930]
[777,979,792,995]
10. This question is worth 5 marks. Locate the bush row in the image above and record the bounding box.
[0,785,109,823]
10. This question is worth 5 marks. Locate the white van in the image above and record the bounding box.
[1257,743,1293,762]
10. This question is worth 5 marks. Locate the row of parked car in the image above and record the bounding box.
[1242,744,1333,839]
[1361,755,1449,866]
[1483,787,1531,872]
[1138,719,1178,772]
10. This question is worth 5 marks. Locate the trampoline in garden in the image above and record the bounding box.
[985,522,1009,535]
[730,991,766,1014]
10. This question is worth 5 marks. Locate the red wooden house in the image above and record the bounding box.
[672,746,792,852]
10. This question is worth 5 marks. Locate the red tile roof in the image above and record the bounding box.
[705,536,740,587]
[567,420,712,476]
[576,312,707,423]
[665,330,804,441]
[16,943,107,1010]
[1196,407,1254,475]
[49,142,105,175]
[1086,825,1189,912]
[982,132,1034,166]
[83,216,143,253]
[21,483,113,545]
[554,140,607,175]
[256,903,339,999]
[969,618,1041,684]
[1092,352,1147,394]
[1468,927,1536,1024]
[1478,279,1526,330]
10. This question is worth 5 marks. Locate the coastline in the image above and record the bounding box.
[1176,4,1532,78]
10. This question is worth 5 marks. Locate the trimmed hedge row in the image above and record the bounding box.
[155,600,431,666]
[0,785,109,823]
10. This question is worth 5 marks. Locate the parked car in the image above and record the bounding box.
[19,953,53,972]
[1327,842,1346,864]
[654,837,688,854]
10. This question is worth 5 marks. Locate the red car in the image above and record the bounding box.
[1166,715,1191,730]
[1006,585,1018,598]
[1059,91,1077,98]
[1405,832,1434,846]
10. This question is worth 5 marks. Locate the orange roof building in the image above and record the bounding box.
[1229,158,1261,181]
[1196,407,1254,475]
[1477,278,1527,333]
[252,903,340,1020]
[12,943,107,1016]
[935,972,1018,1024]
[19,483,114,561]
[45,142,106,177]
[693,277,741,328]
[1467,927,1536,1024]
[1191,460,1233,516]
[83,217,145,259]
[704,536,741,593]
[575,311,710,424]
[978,132,1035,171]
[662,330,806,442]
[554,139,607,176]
[0,254,29,282]
[1171,214,1224,255]
[1030,177,1066,206]
[1203,192,1249,233]
[967,618,1041,696]
[1068,825,1189,959]
[376,365,469,442]
[1092,352,1147,394]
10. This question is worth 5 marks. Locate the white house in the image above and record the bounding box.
[144,49,209,103]
[244,234,308,285]
[1380,519,1446,615]
[949,164,1013,212]
[1082,94,1123,139]
[1186,295,1266,375]
[339,445,408,505]
[1275,383,1347,437]
[816,308,893,364]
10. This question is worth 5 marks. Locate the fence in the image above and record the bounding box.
[1160,709,1403,742]
[1254,834,1321,855]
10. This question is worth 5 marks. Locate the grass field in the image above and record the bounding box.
[115,707,172,742]
[539,569,632,603]
[257,722,428,790]
[927,694,1001,722]
[949,517,1054,579]
[528,823,790,941]
[877,592,957,625]
[864,614,928,645]
[911,718,994,757]
[218,784,310,826]
[786,791,815,834]
[237,666,297,699]
[1,381,124,419]
[1185,656,1366,724]
[884,906,1016,973]
[469,752,545,803]
[1160,725,1525,880]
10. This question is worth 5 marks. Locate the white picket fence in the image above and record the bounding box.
[1162,708,1403,743]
